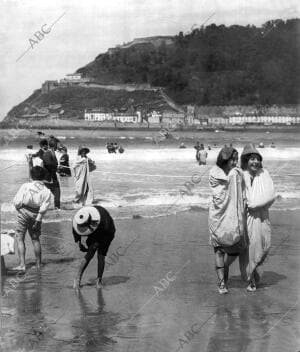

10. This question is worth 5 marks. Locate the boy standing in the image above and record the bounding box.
[13,166,52,271]
[72,205,115,289]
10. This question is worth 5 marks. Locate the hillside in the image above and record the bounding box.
[5,18,300,123]
[6,86,172,122]
[78,19,300,105]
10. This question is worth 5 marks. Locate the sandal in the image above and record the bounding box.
[247,279,257,292]
[218,279,229,294]
[216,266,228,294]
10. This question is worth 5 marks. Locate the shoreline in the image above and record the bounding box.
[1,127,300,146]
[1,123,300,132]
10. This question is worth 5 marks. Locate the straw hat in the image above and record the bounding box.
[72,206,101,236]
[241,143,262,161]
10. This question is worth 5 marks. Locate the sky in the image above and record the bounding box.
[0,0,299,120]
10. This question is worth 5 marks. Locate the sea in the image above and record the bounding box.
[1,130,300,229]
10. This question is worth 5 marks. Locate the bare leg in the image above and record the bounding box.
[31,239,42,269]
[96,253,105,288]
[73,258,91,289]
[73,245,97,289]
[224,254,238,282]
[215,250,228,293]
[1,256,6,276]
[215,250,225,282]
[15,234,26,269]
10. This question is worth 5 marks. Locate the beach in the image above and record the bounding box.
[0,132,300,351]
[1,209,299,352]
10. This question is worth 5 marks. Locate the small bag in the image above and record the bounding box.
[88,158,96,172]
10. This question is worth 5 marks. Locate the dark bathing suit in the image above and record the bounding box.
[73,206,115,257]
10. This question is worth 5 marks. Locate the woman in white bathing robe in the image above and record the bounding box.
[73,146,94,206]
[239,144,277,292]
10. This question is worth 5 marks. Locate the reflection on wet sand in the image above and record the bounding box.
[206,303,268,352]
[71,289,118,351]
[1,210,299,352]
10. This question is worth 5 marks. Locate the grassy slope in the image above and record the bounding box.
[6,86,170,120]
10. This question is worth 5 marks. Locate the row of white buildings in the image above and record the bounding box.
[147,112,300,125]
[84,108,300,126]
[84,109,142,123]
[205,115,300,125]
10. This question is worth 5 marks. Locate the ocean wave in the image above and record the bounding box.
[1,146,300,164]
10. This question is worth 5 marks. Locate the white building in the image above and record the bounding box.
[84,109,113,121]
[65,73,82,81]
[162,111,185,126]
[229,115,300,125]
[60,72,89,84]
[208,117,229,125]
[84,109,141,123]
[229,116,246,125]
[148,111,161,124]
[113,114,139,123]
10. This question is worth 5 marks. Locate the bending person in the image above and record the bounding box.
[208,146,247,294]
[72,205,115,289]
[239,144,277,292]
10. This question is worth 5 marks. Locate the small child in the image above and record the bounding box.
[13,166,52,271]
[72,205,115,289]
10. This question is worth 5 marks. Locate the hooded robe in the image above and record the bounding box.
[73,156,94,206]
[208,166,247,253]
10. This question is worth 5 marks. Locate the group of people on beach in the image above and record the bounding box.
[25,135,97,209]
[208,143,277,293]
[3,134,111,289]
[2,138,277,295]
[8,164,113,290]
[106,142,124,154]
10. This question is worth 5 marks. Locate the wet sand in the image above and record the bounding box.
[1,209,299,352]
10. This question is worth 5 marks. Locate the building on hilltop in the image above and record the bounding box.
[121,36,174,49]
[65,73,82,81]
[60,73,90,84]
[41,80,59,93]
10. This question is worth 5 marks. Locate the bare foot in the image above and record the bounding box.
[73,279,81,290]
[12,265,26,272]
